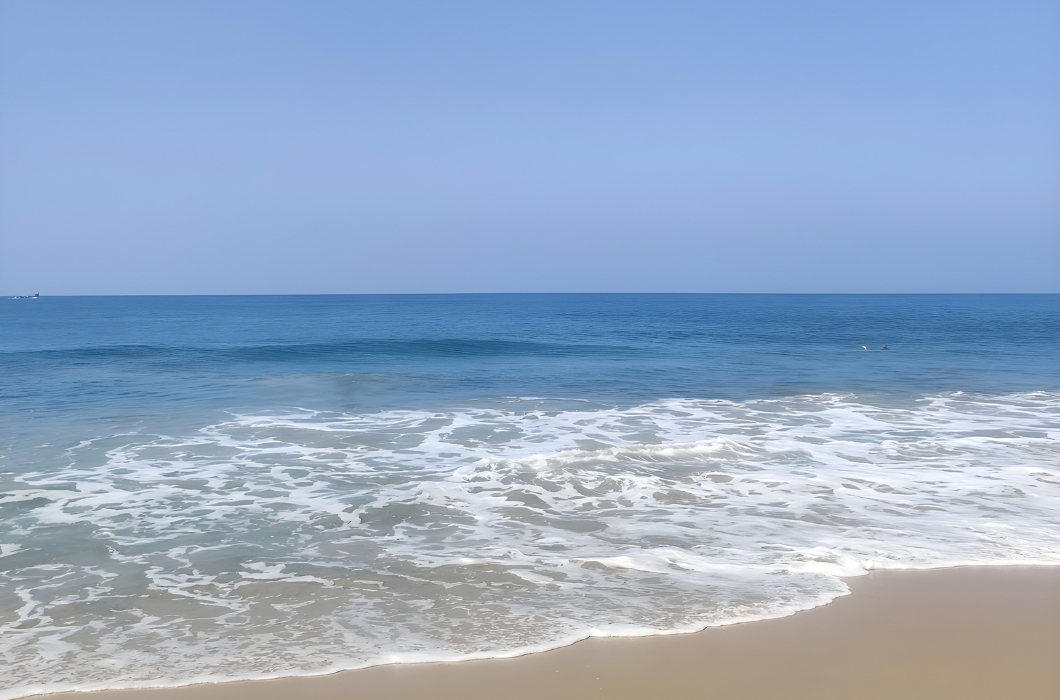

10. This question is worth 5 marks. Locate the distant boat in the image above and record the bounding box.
[12,293,39,299]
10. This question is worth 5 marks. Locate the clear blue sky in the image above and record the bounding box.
[1,1,1057,294]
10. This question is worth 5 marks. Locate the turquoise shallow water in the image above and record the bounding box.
[2,294,1059,697]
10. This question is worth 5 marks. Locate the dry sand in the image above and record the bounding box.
[40,566,1060,700]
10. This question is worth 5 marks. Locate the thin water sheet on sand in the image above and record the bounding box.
[38,566,1060,700]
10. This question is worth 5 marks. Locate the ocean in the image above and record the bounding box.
[2,294,1058,698]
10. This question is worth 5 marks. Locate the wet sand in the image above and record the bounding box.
[40,566,1060,700]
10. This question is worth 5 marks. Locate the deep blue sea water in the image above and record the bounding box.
[2,295,1059,697]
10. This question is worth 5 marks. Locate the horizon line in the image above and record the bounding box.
[5,292,1059,298]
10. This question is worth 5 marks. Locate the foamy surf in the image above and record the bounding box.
[2,392,1059,699]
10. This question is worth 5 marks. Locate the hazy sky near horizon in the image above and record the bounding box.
[1,1,1058,294]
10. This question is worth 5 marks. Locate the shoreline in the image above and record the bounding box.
[28,564,1060,700]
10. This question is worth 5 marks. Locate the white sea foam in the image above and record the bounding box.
[1,392,1059,698]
